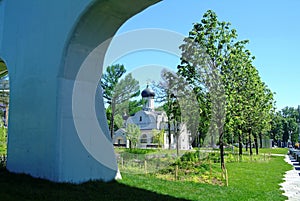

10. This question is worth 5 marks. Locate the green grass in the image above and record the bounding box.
[0,154,291,201]
[119,156,291,201]
[226,147,289,156]
[0,167,186,201]
[258,148,288,155]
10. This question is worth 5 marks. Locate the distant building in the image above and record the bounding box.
[113,85,191,150]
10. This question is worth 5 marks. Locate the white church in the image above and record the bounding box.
[113,86,192,150]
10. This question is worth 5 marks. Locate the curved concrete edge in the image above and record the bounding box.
[1,0,161,183]
[280,155,300,201]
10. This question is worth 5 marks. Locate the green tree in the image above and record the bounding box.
[281,106,299,146]
[126,123,141,149]
[114,114,124,131]
[153,69,180,150]
[153,69,198,152]
[224,44,274,155]
[270,107,300,147]
[117,99,145,117]
[101,64,140,138]
[178,9,275,165]
[270,111,284,145]
[152,129,164,148]
[178,10,236,170]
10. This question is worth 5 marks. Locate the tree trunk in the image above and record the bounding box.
[219,126,225,170]
[249,128,253,156]
[110,102,115,139]
[238,132,243,156]
[176,135,179,157]
[168,121,171,150]
[175,121,180,157]
[254,133,259,155]
[259,133,263,148]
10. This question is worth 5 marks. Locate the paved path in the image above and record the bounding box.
[280,155,300,201]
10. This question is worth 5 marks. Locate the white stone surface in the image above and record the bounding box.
[280,155,300,201]
[0,0,160,183]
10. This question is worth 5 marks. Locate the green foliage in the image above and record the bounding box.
[114,114,124,131]
[105,107,124,131]
[0,122,7,155]
[155,150,222,185]
[153,69,199,154]
[178,10,275,159]
[101,64,126,104]
[178,9,238,167]
[126,123,141,149]
[101,64,140,138]
[152,129,164,148]
[117,99,145,116]
[180,151,200,163]
[271,106,299,146]
[124,148,156,155]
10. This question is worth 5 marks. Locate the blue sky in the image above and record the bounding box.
[109,0,300,110]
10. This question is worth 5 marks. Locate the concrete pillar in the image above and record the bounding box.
[0,0,160,183]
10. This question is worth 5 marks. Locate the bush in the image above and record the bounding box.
[180,151,201,163]
[208,152,220,163]
[125,148,156,155]
[0,123,7,156]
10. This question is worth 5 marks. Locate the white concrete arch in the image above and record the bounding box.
[0,0,160,183]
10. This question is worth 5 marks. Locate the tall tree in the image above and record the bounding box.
[126,123,141,149]
[178,10,237,170]
[178,9,275,164]
[270,111,284,146]
[117,99,145,117]
[270,107,299,147]
[153,69,198,152]
[152,69,179,150]
[280,106,299,146]
[101,64,139,138]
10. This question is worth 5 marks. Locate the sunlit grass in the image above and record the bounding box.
[0,148,291,201]
[119,156,291,201]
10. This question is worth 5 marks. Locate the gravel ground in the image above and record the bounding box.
[280,155,300,201]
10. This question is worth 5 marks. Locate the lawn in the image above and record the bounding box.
[0,151,292,201]
[119,156,291,201]
[258,148,288,155]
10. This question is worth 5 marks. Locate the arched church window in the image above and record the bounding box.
[140,134,147,143]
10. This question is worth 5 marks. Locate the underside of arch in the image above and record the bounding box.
[1,0,160,183]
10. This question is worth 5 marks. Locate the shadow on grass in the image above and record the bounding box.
[0,167,189,201]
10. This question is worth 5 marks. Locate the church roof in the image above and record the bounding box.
[141,85,155,97]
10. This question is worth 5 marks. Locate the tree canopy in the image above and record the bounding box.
[101,64,140,138]
[178,10,275,169]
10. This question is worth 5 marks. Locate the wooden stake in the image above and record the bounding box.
[225,168,229,187]
[144,160,147,174]
[175,165,178,180]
